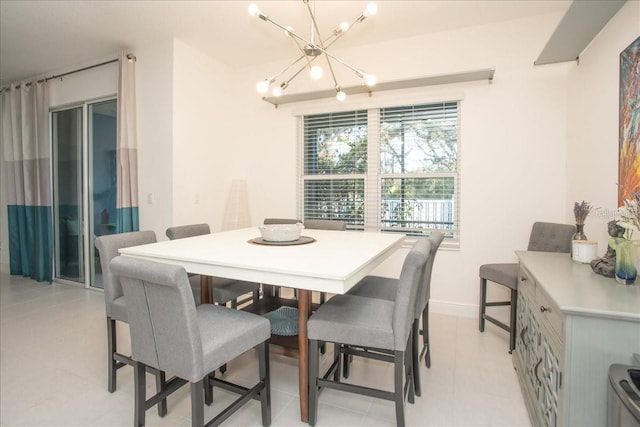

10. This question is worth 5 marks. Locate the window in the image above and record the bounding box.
[299,101,459,241]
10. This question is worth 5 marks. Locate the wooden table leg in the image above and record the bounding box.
[297,289,311,423]
[200,275,211,304]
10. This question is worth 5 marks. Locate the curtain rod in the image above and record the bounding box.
[1,56,124,93]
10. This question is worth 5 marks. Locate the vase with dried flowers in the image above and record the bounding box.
[611,193,640,285]
[573,200,592,241]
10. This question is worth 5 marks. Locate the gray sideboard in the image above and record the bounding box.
[514,251,640,427]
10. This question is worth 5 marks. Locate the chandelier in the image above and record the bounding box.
[248,1,378,102]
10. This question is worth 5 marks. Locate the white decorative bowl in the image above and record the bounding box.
[259,223,304,242]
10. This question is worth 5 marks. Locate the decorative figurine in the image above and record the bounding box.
[590,220,625,277]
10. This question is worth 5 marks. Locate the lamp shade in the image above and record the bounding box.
[222,179,251,230]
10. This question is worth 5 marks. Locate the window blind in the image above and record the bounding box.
[298,101,460,240]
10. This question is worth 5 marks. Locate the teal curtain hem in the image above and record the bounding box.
[7,205,53,282]
[116,207,139,233]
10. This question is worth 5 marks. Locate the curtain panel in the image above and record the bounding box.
[1,80,53,282]
[116,51,139,233]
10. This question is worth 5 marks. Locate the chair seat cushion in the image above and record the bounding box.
[479,263,519,290]
[308,294,395,350]
[188,275,260,305]
[110,296,128,322]
[197,305,270,376]
[211,277,260,304]
[347,275,397,301]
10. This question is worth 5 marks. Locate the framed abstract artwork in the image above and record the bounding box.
[618,36,640,205]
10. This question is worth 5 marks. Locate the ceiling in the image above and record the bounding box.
[0,0,571,87]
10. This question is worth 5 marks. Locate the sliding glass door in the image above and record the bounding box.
[52,98,117,288]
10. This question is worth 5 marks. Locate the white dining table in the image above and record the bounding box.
[119,226,405,422]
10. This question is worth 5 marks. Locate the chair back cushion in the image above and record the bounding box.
[263,218,301,225]
[166,223,210,240]
[304,219,346,231]
[527,222,575,253]
[414,232,445,318]
[95,231,157,319]
[393,238,430,350]
[110,256,203,380]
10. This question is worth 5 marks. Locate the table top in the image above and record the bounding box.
[119,227,405,294]
[516,251,640,321]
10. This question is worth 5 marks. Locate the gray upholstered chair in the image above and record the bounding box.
[307,239,430,427]
[304,219,346,231]
[110,256,271,427]
[95,231,167,416]
[166,224,260,308]
[479,221,575,352]
[263,218,301,225]
[344,232,444,397]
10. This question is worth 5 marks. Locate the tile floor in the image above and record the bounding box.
[0,272,530,427]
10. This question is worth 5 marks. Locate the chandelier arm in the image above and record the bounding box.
[305,1,326,50]
[269,54,308,84]
[320,12,368,49]
[323,56,339,88]
[283,61,310,86]
[290,35,315,70]
[261,15,364,75]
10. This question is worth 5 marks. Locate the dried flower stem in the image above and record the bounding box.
[573,200,592,225]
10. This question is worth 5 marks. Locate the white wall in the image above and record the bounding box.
[172,39,238,231]
[566,1,640,254]
[135,39,175,241]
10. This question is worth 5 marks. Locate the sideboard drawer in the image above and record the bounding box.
[518,266,536,298]
[536,285,563,341]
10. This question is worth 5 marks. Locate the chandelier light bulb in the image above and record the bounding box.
[364,74,377,87]
[339,22,350,32]
[248,4,260,17]
[364,3,378,17]
[310,65,323,80]
[336,90,346,102]
[256,79,270,94]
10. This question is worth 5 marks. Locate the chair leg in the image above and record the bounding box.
[394,350,406,427]
[258,342,271,426]
[342,350,350,379]
[509,289,517,353]
[320,292,326,304]
[252,289,260,304]
[106,317,117,393]
[411,319,421,397]
[422,304,431,368]
[133,361,146,427]
[191,380,205,427]
[333,343,341,382]
[155,369,168,416]
[479,277,487,332]
[204,372,213,406]
[309,339,320,426]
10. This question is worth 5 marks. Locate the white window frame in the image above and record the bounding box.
[296,95,461,247]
